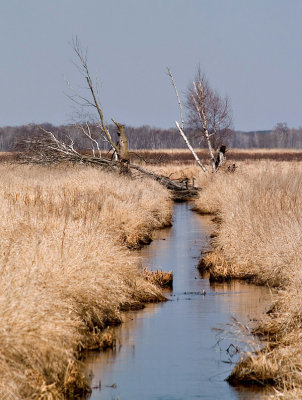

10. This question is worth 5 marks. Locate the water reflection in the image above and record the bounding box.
[85,203,272,400]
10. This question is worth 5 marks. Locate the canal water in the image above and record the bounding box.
[85,203,272,400]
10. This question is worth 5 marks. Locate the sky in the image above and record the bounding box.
[0,0,301,131]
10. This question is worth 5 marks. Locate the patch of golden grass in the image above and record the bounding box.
[196,161,302,285]
[198,251,258,282]
[0,164,172,399]
[194,161,302,396]
[143,268,173,288]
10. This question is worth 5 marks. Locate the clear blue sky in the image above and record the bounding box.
[0,0,301,130]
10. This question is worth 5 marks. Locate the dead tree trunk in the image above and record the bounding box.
[215,144,226,170]
[112,119,130,174]
[19,128,199,199]
[69,38,131,169]
[168,69,208,173]
[175,122,207,172]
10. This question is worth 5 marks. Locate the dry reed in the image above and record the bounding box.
[0,164,172,399]
[143,268,173,288]
[194,161,302,398]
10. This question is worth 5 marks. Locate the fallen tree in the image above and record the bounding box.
[19,128,199,199]
[18,37,198,199]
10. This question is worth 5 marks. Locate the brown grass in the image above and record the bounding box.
[130,149,302,165]
[143,268,173,288]
[0,164,172,399]
[4,148,302,166]
[194,161,302,398]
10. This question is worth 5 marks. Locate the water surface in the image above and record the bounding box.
[85,203,271,400]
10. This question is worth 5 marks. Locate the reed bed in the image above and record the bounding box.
[143,268,173,288]
[0,164,172,399]
[194,161,302,398]
[2,149,302,166]
[131,149,302,165]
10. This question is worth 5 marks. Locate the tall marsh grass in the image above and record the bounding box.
[195,162,302,397]
[0,164,172,399]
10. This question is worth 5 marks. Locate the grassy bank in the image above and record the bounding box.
[195,161,302,398]
[0,164,172,399]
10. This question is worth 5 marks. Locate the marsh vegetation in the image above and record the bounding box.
[1,152,302,399]
[194,160,302,399]
[0,164,172,399]
[85,202,271,400]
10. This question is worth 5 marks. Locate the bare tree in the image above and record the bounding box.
[273,122,290,148]
[18,38,201,198]
[169,67,232,172]
[66,37,130,172]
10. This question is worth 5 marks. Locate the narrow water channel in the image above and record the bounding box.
[85,203,271,400]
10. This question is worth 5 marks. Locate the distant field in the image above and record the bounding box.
[2,149,302,164]
[131,149,302,164]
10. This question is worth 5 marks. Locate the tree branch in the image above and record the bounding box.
[168,69,207,173]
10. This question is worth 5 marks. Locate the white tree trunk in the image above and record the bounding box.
[175,122,207,173]
[203,128,216,172]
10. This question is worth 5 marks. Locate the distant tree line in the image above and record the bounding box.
[1,122,302,151]
[233,123,302,149]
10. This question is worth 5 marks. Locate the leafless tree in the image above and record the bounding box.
[65,37,130,173]
[18,38,201,197]
[273,122,290,148]
[21,125,196,195]
[169,67,232,172]
[17,37,131,173]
